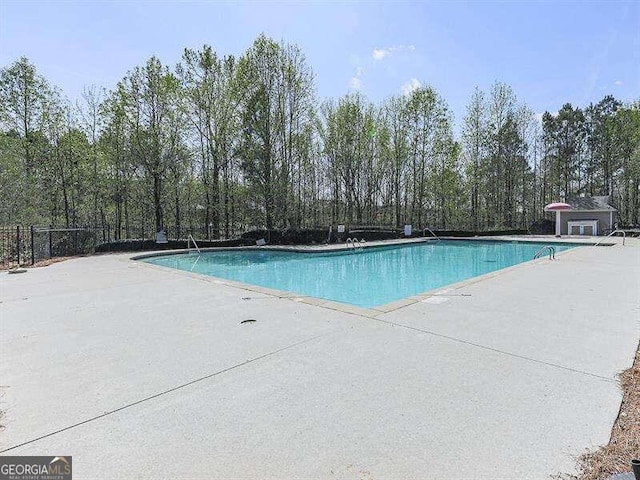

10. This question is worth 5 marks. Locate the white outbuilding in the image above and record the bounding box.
[547,196,617,236]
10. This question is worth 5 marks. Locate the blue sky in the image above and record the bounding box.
[1,0,638,127]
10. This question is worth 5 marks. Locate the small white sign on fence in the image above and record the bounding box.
[404,224,412,236]
[256,238,266,246]
[337,224,345,233]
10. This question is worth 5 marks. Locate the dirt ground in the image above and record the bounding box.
[1,255,85,271]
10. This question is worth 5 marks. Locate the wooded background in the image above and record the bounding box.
[1,35,639,240]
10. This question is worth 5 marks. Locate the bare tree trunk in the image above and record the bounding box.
[153,174,163,233]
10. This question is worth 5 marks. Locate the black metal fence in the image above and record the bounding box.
[0,226,104,270]
[1,223,535,270]
[0,226,32,269]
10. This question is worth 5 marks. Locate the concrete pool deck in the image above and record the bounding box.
[1,236,639,479]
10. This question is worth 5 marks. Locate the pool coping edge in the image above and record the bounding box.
[131,238,592,318]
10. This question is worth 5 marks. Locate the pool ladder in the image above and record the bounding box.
[533,246,555,260]
[346,237,365,252]
[187,234,201,254]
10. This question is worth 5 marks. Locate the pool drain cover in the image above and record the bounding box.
[240,319,257,324]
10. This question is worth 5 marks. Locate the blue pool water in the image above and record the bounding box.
[142,240,577,308]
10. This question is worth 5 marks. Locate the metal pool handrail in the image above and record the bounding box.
[593,229,626,247]
[423,227,440,242]
[188,234,201,254]
[533,246,555,260]
[345,237,354,250]
[345,238,365,252]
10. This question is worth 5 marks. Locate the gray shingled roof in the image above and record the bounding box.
[567,196,617,211]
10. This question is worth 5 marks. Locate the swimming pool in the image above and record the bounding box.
[140,240,578,308]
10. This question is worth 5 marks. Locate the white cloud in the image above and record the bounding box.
[401,78,421,96]
[349,65,364,90]
[614,80,623,85]
[373,49,388,61]
[372,44,416,61]
[349,76,362,90]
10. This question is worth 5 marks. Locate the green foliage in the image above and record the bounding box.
[460,83,538,229]
[1,43,639,238]
[235,35,315,229]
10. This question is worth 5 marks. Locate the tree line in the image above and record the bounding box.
[1,34,639,240]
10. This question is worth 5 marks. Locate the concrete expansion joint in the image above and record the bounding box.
[369,316,616,383]
[0,331,331,454]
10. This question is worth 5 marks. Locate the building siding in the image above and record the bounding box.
[559,211,616,235]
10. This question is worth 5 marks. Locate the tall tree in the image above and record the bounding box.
[235,34,314,229]
[179,45,238,238]
[0,57,54,173]
[461,87,487,229]
[319,94,376,224]
[380,95,410,227]
[585,96,622,196]
[615,102,640,224]
[100,89,133,239]
[542,104,586,201]
[2,48,638,238]
[115,56,183,234]
[404,85,455,228]
[78,85,105,228]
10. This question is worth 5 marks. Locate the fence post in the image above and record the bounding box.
[30,225,35,265]
[48,225,53,259]
[16,226,21,266]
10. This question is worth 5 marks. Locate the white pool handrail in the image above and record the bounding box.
[593,229,626,247]
[423,227,440,242]
[188,234,201,254]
